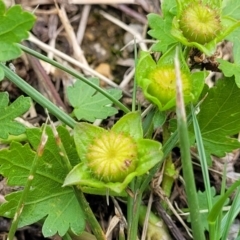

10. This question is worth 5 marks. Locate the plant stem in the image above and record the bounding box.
[139,108,194,195]
[0,134,27,144]
[161,155,175,205]
[132,39,138,112]
[8,125,48,240]
[119,223,126,240]
[127,189,143,240]
[1,63,76,128]
[175,49,205,240]
[127,181,134,237]
[177,111,205,240]
[127,43,140,238]
[183,46,191,60]
[50,124,106,240]
[127,177,143,240]
[138,205,171,240]
[161,121,178,209]
[191,104,215,239]
[18,44,130,114]
[74,190,106,240]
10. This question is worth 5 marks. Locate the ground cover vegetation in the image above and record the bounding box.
[1,0,240,239]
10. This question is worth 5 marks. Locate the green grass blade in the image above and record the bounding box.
[1,63,76,128]
[191,104,212,208]
[208,179,240,224]
[19,44,130,114]
[221,187,240,239]
[216,162,227,240]
[191,104,215,238]
[175,49,205,240]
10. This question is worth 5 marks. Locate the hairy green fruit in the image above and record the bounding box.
[179,3,221,44]
[148,67,192,105]
[87,131,138,182]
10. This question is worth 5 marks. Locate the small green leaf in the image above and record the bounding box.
[136,139,163,174]
[0,126,85,237]
[208,179,240,224]
[67,78,122,122]
[152,110,167,129]
[161,0,177,16]
[0,2,36,61]
[192,77,240,164]
[74,122,105,163]
[187,187,228,231]
[148,13,178,53]
[0,92,31,139]
[135,51,156,86]
[226,28,240,64]
[112,111,143,140]
[222,0,240,20]
[218,59,240,87]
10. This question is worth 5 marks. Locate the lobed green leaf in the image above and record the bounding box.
[0,1,35,62]
[0,92,31,139]
[147,13,177,53]
[218,59,240,87]
[191,77,240,164]
[0,126,85,237]
[187,187,228,231]
[67,78,122,122]
[222,0,240,20]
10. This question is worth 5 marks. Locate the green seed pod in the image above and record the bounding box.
[135,46,204,111]
[64,112,163,195]
[87,131,138,182]
[148,66,192,106]
[179,2,221,44]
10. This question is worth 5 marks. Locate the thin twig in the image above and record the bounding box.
[28,34,130,96]
[113,4,147,24]
[46,14,58,74]
[99,10,147,51]
[69,0,137,3]
[141,193,153,240]
[77,5,91,45]
[55,2,89,70]
[153,200,187,240]
[25,49,66,110]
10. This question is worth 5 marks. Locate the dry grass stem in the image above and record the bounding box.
[119,68,135,88]
[113,4,147,24]
[141,193,153,240]
[69,0,137,4]
[28,34,130,94]
[99,10,147,51]
[76,4,91,45]
[46,14,58,74]
[55,3,89,70]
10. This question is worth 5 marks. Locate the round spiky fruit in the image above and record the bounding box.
[86,131,138,182]
[148,67,192,105]
[179,3,221,44]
